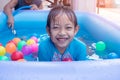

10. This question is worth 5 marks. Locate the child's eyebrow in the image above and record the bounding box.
[65,23,73,26]
[54,23,59,25]
[65,24,72,25]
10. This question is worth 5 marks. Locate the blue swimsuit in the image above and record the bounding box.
[38,37,87,61]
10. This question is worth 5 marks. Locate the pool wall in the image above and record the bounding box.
[0,10,120,55]
[0,10,120,80]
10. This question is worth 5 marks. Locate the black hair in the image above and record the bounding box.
[46,5,78,28]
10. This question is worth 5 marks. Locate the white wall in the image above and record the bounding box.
[115,0,120,4]
[72,0,96,13]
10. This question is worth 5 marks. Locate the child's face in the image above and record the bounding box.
[47,13,78,51]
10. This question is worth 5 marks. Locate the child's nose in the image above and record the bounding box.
[59,29,66,36]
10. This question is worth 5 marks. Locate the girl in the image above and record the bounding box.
[38,5,87,61]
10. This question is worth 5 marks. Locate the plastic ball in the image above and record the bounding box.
[22,45,32,55]
[62,58,72,61]
[96,41,106,51]
[31,36,38,43]
[31,44,38,53]
[0,43,2,46]
[26,39,35,45]
[0,46,6,56]
[12,37,21,45]
[0,56,9,61]
[108,52,119,59]
[17,59,26,62]
[5,42,16,54]
[11,51,24,61]
[17,41,26,50]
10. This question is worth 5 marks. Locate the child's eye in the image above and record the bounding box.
[66,26,72,30]
[53,27,59,29]
[52,25,59,30]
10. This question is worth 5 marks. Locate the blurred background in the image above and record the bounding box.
[0,0,120,25]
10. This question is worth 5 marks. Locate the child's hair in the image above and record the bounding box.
[46,5,78,28]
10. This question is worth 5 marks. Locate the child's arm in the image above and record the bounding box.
[38,42,51,61]
[79,44,87,60]
[76,41,87,60]
[3,0,18,28]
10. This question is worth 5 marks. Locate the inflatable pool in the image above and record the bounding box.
[0,59,120,80]
[0,8,120,55]
[0,6,120,80]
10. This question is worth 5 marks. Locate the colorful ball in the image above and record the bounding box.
[31,36,38,43]
[17,40,26,50]
[17,59,26,62]
[12,37,21,45]
[5,42,16,54]
[11,51,24,61]
[62,58,72,61]
[0,56,9,61]
[0,46,6,56]
[31,44,38,53]
[0,43,2,46]
[22,45,32,55]
[26,39,35,45]
[96,41,106,51]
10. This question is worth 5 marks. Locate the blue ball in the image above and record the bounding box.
[108,52,119,59]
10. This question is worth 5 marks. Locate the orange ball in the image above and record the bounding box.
[5,42,16,54]
[12,38,21,45]
[17,59,26,62]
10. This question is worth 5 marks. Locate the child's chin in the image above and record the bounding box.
[57,44,68,48]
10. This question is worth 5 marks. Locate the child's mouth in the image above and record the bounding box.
[57,38,68,43]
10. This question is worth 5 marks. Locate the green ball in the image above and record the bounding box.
[0,56,9,61]
[96,41,106,51]
[17,41,26,50]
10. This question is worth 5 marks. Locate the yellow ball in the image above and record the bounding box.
[0,46,6,56]
[26,39,35,45]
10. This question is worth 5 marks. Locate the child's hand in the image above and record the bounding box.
[30,4,39,10]
[7,16,14,28]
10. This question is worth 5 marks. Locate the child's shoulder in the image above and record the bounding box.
[39,37,50,45]
[72,38,86,46]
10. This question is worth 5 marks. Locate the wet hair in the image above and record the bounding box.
[46,5,78,28]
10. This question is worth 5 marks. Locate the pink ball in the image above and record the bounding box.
[31,44,38,53]
[0,43,2,46]
[22,45,32,55]
[31,36,38,43]
[62,58,72,61]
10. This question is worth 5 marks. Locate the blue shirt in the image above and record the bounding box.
[38,37,87,61]
[15,0,42,10]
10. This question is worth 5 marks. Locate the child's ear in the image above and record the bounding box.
[46,26,50,36]
[74,25,79,35]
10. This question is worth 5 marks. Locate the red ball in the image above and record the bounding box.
[11,51,24,61]
[0,43,2,46]
[62,58,72,61]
